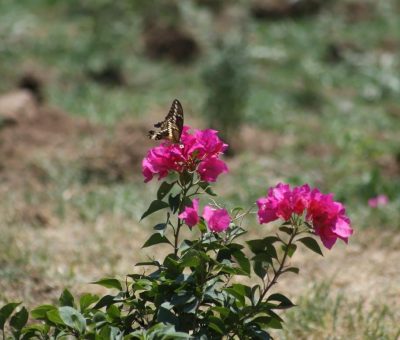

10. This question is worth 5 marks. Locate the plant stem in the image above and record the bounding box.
[174,218,182,256]
[173,175,193,256]
[258,226,298,305]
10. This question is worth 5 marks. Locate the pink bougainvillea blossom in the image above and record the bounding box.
[368,195,389,208]
[178,198,200,227]
[198,158,228,182]
[306,189,353,249]
[142,126,228,183]
[257,183,353,249]
[256,183,310,224]
[203,206,230,233]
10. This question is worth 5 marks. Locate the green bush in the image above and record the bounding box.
[202,38,250,151]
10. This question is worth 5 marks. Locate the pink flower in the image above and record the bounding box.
[368,195,388,208]
[203,206,230,232]
[178,198,200,227]
[257,183,310,224]
[257,183,353,249]
[198,157,228,182]
[142,146,180,182]
[307,189,353,249]
[194,129,228,156]
[142,126,228,183]
[292,184,311,215]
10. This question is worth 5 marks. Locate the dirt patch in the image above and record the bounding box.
[80,120,153,183]
[251,0,328,20]
[87,62,127,87]
[342,1,376,23]
[0,90,153,190]
[142,22,199,63]
[195,0,225,13]
[237,125,295,155]
[18,72,45,103]
[0,90,93,188]
[279,229,400,310]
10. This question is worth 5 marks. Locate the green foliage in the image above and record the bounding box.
[0,171,332,338]
[202,37,250,149]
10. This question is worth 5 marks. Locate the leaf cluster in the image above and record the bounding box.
[0,176,324,339]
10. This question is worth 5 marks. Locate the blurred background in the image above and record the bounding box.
[0,0,399,338]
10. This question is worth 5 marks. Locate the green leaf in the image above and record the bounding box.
[142,233,172,248]
[266,315,283,329]
[233,249,251,275]
[10,307,28,331]
[267,293,295,309]
[132,279,153,291]
[262,244,278,260]
[92,278,123,291]
[30,305,56,320]
[211,306,230,319]
[282,267,300,274]
[168,193,181,213]
[225,284,249,306]
[93,295,116,309]
[93,311,107,324]
[279,226,293,235]
[228,225,247,241]
[208,316,225,334]
[197,219,207,233]
[157,181,175,200]
[251,285,260,306]
[21,324,47,337]
[141,200,170,220]
[0,302,20,330]
[163,254,181,275]
[298,237,323,256]
[247,239,265,253]
[157,307,178,325]
[231,206,244,217]
[180,250,201,268]
[154,223,167,236]
[179,171,193,185]
[247,326,272,339]
[183,300,198,314]
[79,294,99,312]
[46,309,64,325]
[59,289,74,307]
[59,306,86,333]
[282,244,297,257]
[253,259,268,280]
[179,239,194,253]
[198,181,217,196]
[106,305,121,320]
[247,236,279,254]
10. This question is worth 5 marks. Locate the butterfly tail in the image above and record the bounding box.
[148,130,158,140]
[148,130,168,141]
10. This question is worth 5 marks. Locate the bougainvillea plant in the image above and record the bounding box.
[0,126,353,339]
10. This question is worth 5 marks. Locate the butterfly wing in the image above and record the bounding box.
[148,99,184,143]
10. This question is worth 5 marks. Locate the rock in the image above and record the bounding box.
[0,90,38,126]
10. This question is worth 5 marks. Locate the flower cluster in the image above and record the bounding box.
[368,194,388,208]
[257,183,353,249]
[142,127,228,183]
[179,199,230,233]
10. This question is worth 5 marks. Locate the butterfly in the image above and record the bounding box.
[148,99,184,144]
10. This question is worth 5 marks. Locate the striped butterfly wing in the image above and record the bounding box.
[148,99,184,143]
